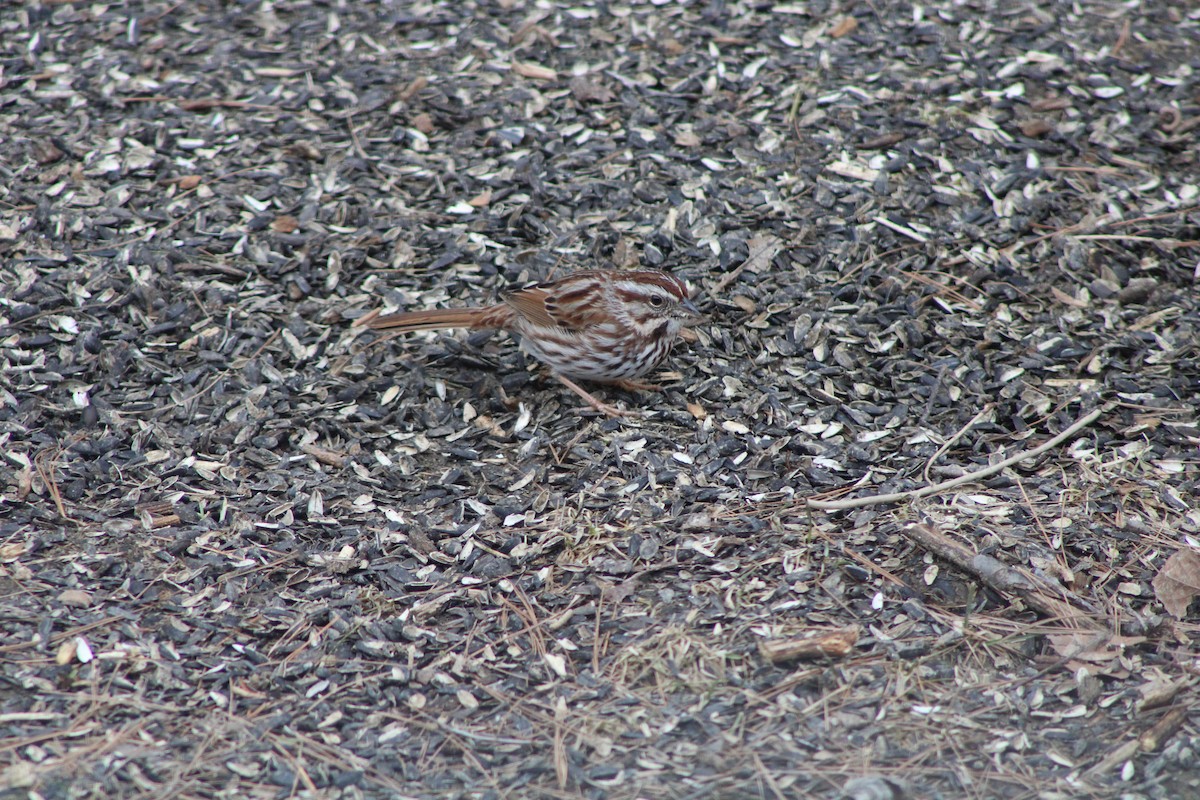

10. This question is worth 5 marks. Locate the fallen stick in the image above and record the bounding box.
[807,404,1108,510]
[757,626,860,664]
[899,523,1104,628]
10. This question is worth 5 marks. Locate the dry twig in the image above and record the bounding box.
[808,405,1108,510]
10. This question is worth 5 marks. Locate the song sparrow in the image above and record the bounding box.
[362,270,701,416]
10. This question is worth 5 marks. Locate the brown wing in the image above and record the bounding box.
[503,285,563,329]
[504,272,610,331]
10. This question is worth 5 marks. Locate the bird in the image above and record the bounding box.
[361,269,701,416]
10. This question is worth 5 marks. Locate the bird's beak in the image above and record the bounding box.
[680,297,703,324]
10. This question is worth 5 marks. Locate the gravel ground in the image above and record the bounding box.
[2,1,1199,798]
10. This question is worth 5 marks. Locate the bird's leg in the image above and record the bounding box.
[613,378,662,392]
[552,373,635,418]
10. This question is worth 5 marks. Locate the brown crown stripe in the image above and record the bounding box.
[622,272,687,298]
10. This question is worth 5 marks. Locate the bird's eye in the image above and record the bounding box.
[648,295,666,308]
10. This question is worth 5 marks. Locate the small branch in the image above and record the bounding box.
[922,404,995,485]
[807,405,1107,511]
[1109,203,1200,227]
[899,524,1103,626]
[758,627,860,664]
[1087,706,1189,777]
[1069,234,1198,248]
[1139,706,1189,752]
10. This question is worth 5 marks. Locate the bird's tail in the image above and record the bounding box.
[362,307,488,332]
